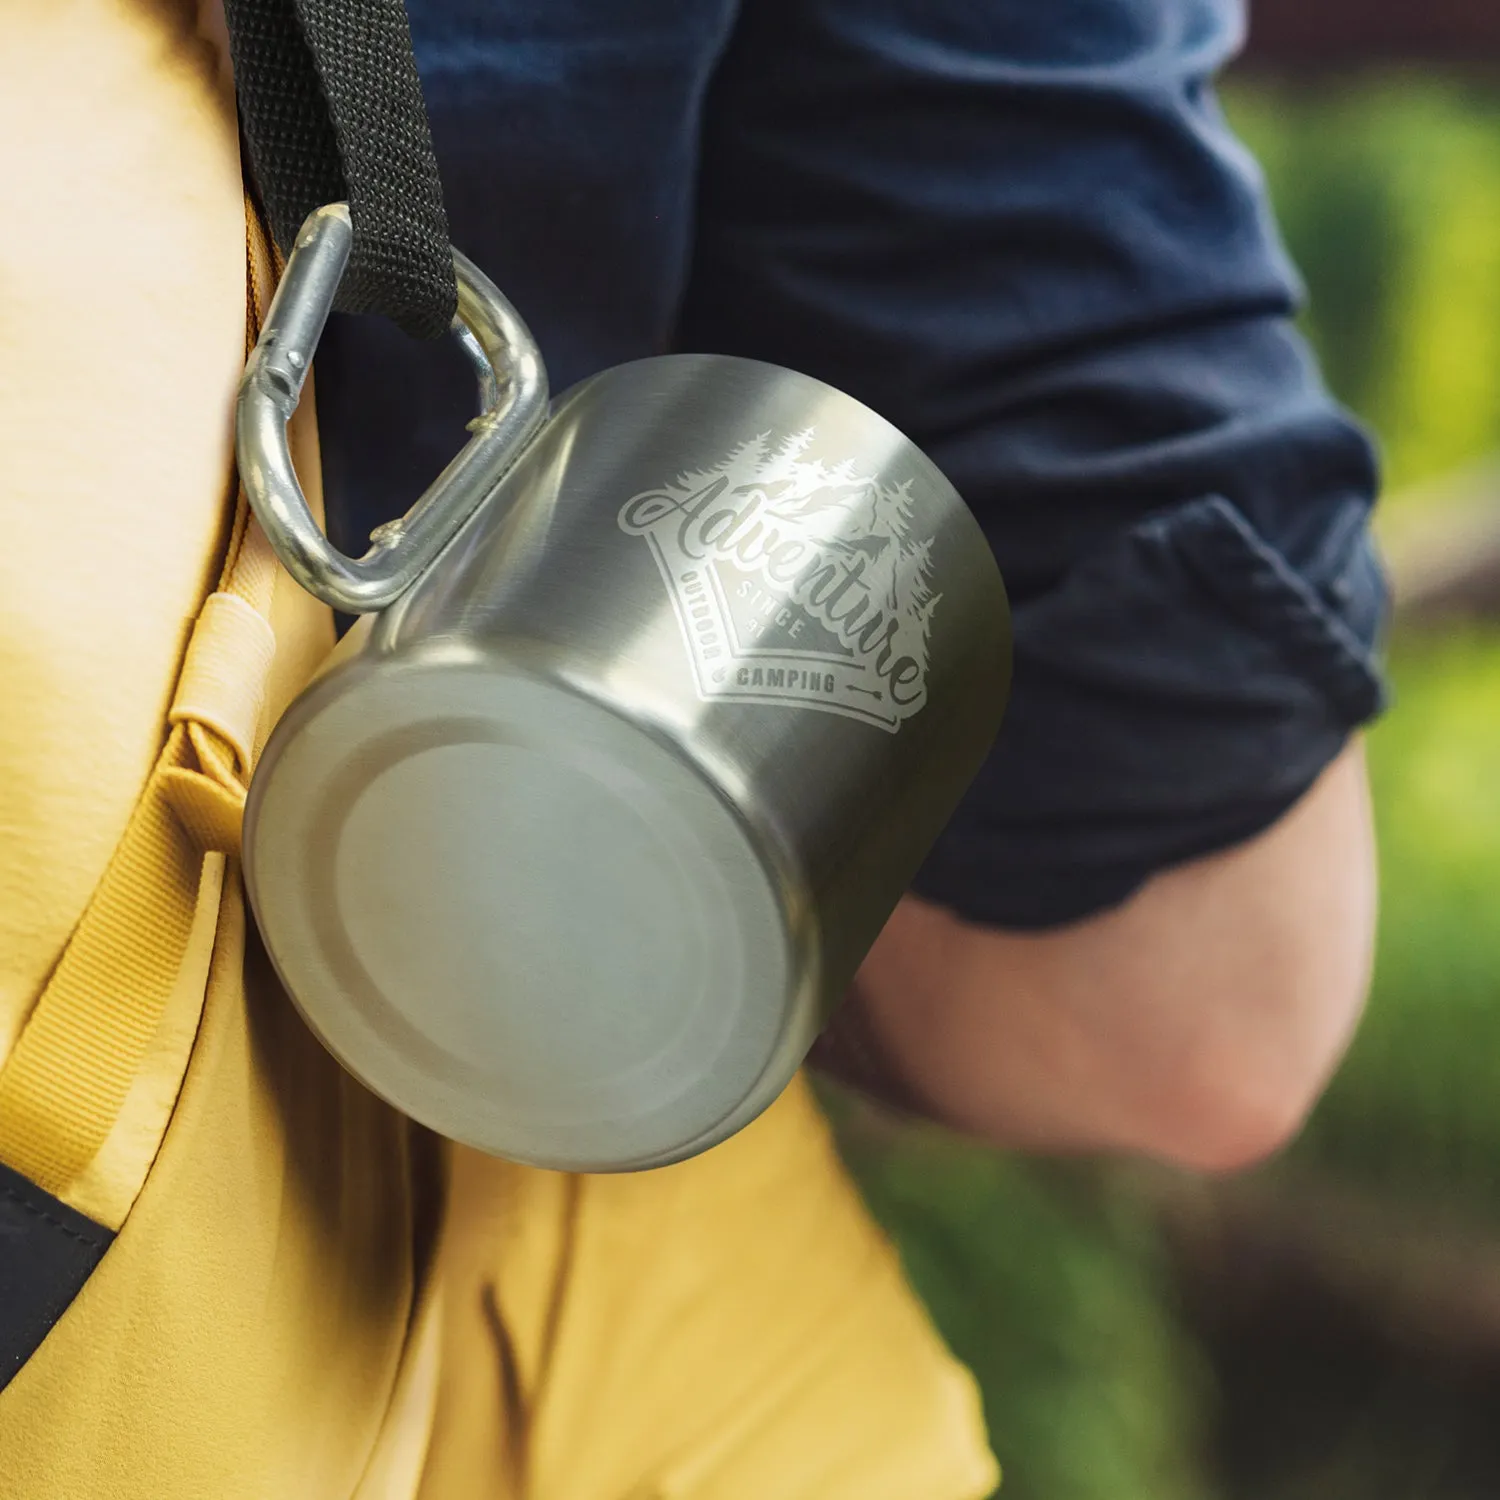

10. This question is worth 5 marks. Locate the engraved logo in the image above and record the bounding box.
[618,430,939,732]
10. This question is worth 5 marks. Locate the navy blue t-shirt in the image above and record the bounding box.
[314,0,1387,930]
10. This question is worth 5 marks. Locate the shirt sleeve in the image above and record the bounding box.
[674,0,1388,928]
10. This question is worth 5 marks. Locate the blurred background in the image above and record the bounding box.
[830,7,1500,1498]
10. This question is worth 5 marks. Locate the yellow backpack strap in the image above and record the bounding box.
[0,206,282,1198]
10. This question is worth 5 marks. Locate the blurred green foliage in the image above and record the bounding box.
[841,1129,1214,1500]
[1293,629,1500,1208]
[841,73,1500,1500]
[1223,80,1500,500]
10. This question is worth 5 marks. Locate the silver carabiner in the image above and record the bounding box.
[236,203,550,615]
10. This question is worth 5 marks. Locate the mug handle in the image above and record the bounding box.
[236,203,550,615]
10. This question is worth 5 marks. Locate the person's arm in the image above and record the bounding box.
[679,0,1389,1170]
[843,740,1376,1172]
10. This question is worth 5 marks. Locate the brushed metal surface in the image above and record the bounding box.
[380,355,1011,1006]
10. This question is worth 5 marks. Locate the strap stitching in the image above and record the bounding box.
[0,1185,110,1251]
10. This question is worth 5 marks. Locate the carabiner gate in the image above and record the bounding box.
[237,202,550,615]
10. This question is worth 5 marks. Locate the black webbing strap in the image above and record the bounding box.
[222,0,457,340]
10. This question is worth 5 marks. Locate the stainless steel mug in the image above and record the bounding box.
[240,205,1010,1172]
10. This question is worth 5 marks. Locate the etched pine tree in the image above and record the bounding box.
[893,535,940,654]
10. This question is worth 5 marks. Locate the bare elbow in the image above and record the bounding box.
[1163,1069,1320,1176]
[1141,962,1373,1176]
[846,746,1378,1171]
[1118,747,1379,1176]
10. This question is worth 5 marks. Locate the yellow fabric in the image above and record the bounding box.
[0,0,248,1224]
[424,1092,999,1500]
[0,527,277,1202]
[0,0,245,1064]
[63,856,226,1228]
[0,2,999,1495]
[0,160,281,1211]
[170,590,280,773]
[0,726,232,1194]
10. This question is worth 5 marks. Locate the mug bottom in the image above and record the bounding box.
[244,651,819,1171]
